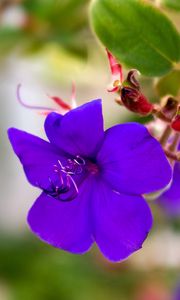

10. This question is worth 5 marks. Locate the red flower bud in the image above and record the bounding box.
[160,96,178,120]
[171,106,180,131]
[126,69,140,90]
[121,87,153,116]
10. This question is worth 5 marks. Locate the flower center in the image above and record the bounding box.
[86,160,99,174]
[43,155,97,202]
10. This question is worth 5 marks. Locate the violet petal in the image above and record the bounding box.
[8,128,66,190]
[27,177,94,254]
[44,99,104,157]
[92,179,153,262]
[97,123,172,195]
[157,162,180,216]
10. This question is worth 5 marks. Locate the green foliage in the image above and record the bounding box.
[0,0,90,59]
[162,0,180,11]
[0,236,144,300]
[0,235,178,300]
[22,0,87,29]
[0,28,27,55]
[155,70,180,97]
[90,0,180,76]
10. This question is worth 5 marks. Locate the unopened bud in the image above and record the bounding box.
[171,106,180,131]
[125,69,140,90]
[161,96,178,120]
[121,87,153,115]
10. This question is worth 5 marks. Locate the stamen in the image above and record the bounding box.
[47,82,77,111]
[17,84,54,112]
[66,175,71,189]
[71,81,77,109]
[47,95,72,111]
[43,156,86,202]
[74,155,86,166]
[17,83,74,115]
[67,174,79,195]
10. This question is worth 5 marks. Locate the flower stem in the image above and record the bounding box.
[168,132,180,153]
[165,132,180,164]
[159,125,172,147]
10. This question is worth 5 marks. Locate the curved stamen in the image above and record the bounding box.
[17,84,55,112]
[43,174,76,202]
[67,174,79,196]
[74,155,86,165]
[44,156,86,202]
[56,156,86,175]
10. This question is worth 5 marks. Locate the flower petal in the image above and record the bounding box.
[157,162,180,216]
[97,123,172,195]
[44,99,104,157]
[92,180,152,262]
[27,177,94,254]
[8,128,65,189]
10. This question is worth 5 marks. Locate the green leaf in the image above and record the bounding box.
[90,0,180,76]
[0,0,90,59]
[0,27,26,56]
[161,0,180,11]
[155,70,180,97]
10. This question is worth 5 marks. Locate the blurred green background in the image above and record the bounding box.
[0,1,180,299]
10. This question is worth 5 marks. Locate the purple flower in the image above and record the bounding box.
[8,100,172,262]
[173,280,180,300]
[157,161,180,216]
